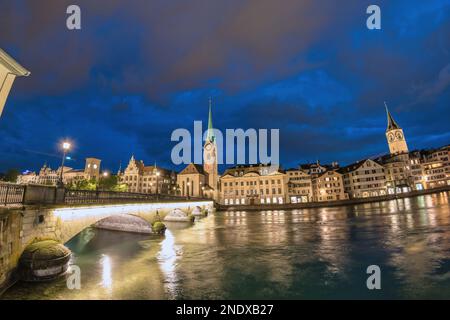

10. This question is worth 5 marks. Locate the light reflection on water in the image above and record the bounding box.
[2,192,450,299]
[100,255,112,292]
[157,229,180,299]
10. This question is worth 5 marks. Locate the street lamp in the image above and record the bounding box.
[58,141,71,187]
[96,171,110,191]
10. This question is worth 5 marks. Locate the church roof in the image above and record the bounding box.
[385,102,401,131]
[178,163,205,175]
[0,48,30,76]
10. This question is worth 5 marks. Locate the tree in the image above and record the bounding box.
[112,183,128,192]
[98,174,118,191]
[66,178,96,191]
[4,168,19,182]
[98,174,128,192]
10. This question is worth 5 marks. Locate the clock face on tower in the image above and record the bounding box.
[388,133,395,142]
[395,131,403,140]
[204,142,216,165]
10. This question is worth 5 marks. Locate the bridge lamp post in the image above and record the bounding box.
[58,141,71,187]
[97,171,109,191]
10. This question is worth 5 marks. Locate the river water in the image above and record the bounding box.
[2,192,450,299]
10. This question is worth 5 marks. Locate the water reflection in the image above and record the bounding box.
[100,254,112,293]
[158,229,180,299]
[2,192,449,299]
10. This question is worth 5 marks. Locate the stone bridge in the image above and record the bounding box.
[20,200,213,244]
[0,183,214,293]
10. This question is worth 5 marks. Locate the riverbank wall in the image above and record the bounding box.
[217,186,450,211]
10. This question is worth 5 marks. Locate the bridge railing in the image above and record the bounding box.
[0,183,25,206]
[0,183,210,206]
[63,189,208,205]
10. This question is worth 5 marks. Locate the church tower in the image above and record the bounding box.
[385,102,408,155]
[203,98,219,198]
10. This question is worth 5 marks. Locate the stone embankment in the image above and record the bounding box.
[218,186,450,211]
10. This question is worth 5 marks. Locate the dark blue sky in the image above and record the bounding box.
[1,0,449,173]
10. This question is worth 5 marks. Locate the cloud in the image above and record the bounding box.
[0,0,449,172]
[416,64,450,101]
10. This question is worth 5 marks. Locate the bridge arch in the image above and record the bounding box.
[51,201,213,243]
[93,214,154,234]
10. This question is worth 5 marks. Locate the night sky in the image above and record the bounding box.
[0,0,449,174]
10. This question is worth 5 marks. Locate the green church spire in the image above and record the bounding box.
[206,97,215,143]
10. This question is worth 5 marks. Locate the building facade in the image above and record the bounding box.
[286,168,313,203]
[220,164,288,205]
[312,170,348,202]
[340,159,386,198]
[177,163,209,198]
[17,158,102,186]
[383,157,411,194]
[421,146,450,189]
[408,151,426,190]
[119,155,176,194]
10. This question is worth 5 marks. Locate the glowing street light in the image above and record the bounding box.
[58,140,71,187]
[62,142,71,150]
